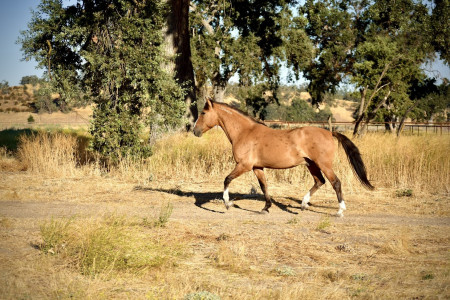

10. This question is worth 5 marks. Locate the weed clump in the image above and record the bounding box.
[184,291,221,300]
[396,189,413,197]
[316,217,332,231]
[39,215,184,276]
[142,202,173,228]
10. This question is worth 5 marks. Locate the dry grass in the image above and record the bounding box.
[144,130,450,195]
[0,128,449,299]
[4,128,449,194]
[17,131,79,177]
[39,214,185,277]
[0,173,448,299]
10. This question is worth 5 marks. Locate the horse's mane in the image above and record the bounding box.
[212,100,267,126]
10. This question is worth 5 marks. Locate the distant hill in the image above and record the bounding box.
[0,85,357,129]
[0,85,92,129]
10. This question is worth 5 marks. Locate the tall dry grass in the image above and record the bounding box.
[17,131,79,177]
[146,130,449,194]
[354,133,450,193]
[8,128,450,193]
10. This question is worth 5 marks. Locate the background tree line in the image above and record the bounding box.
[18,0,449,158]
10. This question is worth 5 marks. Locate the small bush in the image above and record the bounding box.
[142,202,173,228]
[27,115,35,123]
[316,217,331,231]
[184,291,221,300]
[287,217,300,225]
[39,215,185,276]
[275,265,296,276]
[396,189,413,197]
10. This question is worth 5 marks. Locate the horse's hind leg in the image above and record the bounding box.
[317,163,346,217]
[253,167,271,214]
[301,159,326,210]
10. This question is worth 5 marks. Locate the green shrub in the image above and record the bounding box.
[395,189,413,197]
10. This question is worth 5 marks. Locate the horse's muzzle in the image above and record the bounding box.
[193,127,202,137]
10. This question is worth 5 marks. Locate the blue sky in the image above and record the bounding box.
[0,0,448,87]
[0,0,44,86]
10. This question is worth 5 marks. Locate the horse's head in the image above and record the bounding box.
[193,98,218,137]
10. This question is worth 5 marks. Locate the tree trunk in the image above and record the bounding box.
[396,102,419,137]
[213,83,226,103]
[165,0,198,130]
[353,86,367,137]
[357,88,391,136]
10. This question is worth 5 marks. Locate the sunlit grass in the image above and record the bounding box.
[1,127,449,193]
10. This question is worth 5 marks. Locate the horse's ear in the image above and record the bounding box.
[205,98,213,110]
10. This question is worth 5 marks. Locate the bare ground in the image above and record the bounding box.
[0,172,449,299]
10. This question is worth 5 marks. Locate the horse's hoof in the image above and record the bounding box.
[336,212,344,218]
[225,201,234,210]
[260,209,269,214]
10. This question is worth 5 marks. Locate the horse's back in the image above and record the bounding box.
[243,125,334,169]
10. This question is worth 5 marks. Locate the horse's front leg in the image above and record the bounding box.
[223,163,251,210]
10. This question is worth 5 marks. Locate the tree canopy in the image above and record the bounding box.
[18,0,449,158]
[19,0,185,159]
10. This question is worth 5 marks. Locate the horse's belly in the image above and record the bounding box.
[257,146,306,169]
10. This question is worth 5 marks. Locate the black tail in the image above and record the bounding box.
[332,132,375,190]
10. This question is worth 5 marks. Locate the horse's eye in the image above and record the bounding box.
[201,112,206,115]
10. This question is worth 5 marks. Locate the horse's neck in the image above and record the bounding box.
[216,105,254,144]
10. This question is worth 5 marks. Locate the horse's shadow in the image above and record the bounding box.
[134,186,336,216]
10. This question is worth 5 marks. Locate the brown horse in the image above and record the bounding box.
[193,99,374,217]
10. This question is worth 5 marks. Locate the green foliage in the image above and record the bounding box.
[0,129,35,152]
[295,0,358,105]
[396,189,413,197]
[19,0,185,160]
[39,218,72,254]
[430,0,449,64]
[266,98,333,122]
[316,216,332,231]
[190,0,298,104]
[20,75,42,86]
[287,99,333,122]
[33,82,55,113]
[237,84,274,120]
[27,115,35,123]
[286,0,445,135]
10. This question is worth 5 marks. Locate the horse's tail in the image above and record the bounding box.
[332,132,375,190]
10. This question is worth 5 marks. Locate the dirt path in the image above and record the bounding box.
[1,197,449,227]
[1,173,449,299]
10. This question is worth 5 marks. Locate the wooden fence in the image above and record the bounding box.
[264,121,450,135]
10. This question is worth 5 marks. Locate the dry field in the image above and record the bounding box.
[0,129,449,299]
